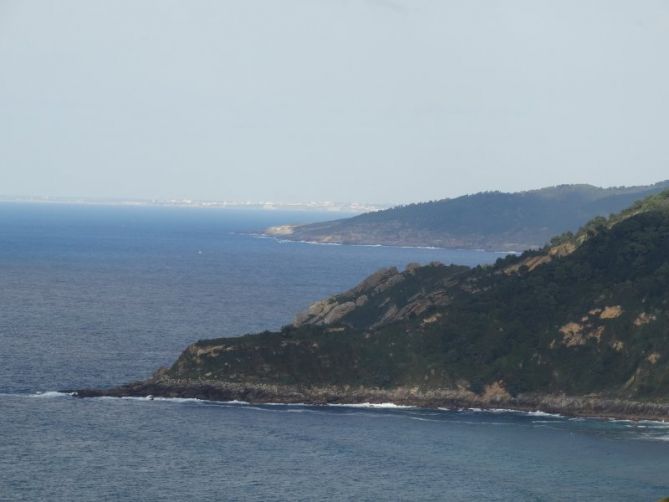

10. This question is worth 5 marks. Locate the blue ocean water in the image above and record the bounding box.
[1,203,668,501]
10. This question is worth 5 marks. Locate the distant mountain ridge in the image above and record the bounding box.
[265,182,669,251]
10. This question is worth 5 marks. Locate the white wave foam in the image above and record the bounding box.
[263,402,309,406]
[126,396,206,404]
[118,396,252,406]
[461,407,563,418]
[607,418,633,423]
[526,410,562,418]
[87,395,237,405]
[637,419,669,426]
[30,391,73,398]
[327,402,414,409]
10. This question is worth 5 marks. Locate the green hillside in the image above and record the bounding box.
[266,182,669,251]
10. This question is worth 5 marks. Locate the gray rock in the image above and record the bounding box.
[323,301,357,325]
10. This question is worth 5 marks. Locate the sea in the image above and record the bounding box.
[0,203,668,501]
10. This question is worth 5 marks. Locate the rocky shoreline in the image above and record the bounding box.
[72,380,669,422]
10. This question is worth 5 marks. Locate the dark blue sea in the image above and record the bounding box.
[1,203,668,501]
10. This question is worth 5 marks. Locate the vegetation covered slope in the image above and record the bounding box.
[153,190,669,407]
[265,182,669,251]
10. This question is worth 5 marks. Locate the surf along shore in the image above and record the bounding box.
[72,380,669,422]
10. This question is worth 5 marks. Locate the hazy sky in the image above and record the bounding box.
[1,0,668,204]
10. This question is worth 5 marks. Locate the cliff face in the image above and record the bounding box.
[265,182,669,251]
[79,191,669,418]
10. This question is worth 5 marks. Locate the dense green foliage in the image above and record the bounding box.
[278,182,669,250]
[173,192,669,401]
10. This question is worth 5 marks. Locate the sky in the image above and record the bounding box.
[1,0,668,204]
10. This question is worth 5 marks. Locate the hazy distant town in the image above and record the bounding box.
[0,195,387,213]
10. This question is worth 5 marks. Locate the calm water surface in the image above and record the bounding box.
[0,203,667,501]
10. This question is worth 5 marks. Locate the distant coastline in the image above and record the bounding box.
[0,195,387,214]
[262,182,669,252]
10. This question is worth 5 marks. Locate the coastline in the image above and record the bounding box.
[253,232,519,254]
[72,380,669,422]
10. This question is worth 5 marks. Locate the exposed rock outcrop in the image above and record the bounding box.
[293,264,463,330]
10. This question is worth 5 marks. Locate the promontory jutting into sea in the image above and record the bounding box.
[76,188,669,422]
